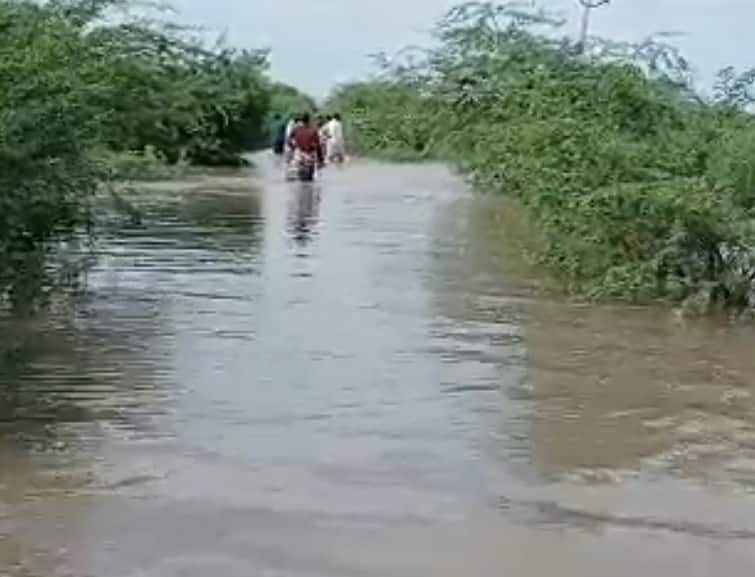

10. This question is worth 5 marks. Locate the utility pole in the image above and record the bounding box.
[576,0,611,54]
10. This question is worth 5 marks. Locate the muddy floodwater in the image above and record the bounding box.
[2,158,755,576]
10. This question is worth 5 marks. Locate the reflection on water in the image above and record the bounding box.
[113,177,265,257]
[287,184,321,246]
[0,296,170,452]
[1,159,755,576]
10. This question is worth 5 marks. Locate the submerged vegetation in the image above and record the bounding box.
[0,0,311,306]
[329,1,755,311]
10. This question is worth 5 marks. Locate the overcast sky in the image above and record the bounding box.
[171,0,754,97]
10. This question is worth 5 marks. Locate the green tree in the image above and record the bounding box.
[0,0,312,306]
[330,1,755,311]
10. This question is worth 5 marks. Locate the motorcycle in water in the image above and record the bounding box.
[286,149,319,182]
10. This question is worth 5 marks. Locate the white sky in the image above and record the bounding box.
[170,0,754,97]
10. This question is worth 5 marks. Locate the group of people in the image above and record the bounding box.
[271,112,346,181]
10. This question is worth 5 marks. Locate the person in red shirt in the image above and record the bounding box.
[288,112,324,168]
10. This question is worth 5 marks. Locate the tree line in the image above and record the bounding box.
[0,0,312,307]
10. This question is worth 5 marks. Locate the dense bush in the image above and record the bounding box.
[84,12,272,165]
[266,81,318,120]
[0,1,109,305]
[0,0,310,305]
[260,81,318,147]
[329,1,755,310]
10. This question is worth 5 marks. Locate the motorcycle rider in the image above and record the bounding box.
[287,112,324,180]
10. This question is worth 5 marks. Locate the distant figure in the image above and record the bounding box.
[316,115,330,164]
[284,115,300,162]
[271,114,287,156]
[326,113,345,164]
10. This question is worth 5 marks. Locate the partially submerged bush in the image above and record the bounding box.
[0,1,107,304]
[329,1,755,310]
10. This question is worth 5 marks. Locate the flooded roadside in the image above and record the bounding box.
[1,158,755,576]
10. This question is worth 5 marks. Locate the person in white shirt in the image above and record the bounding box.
[317,115,330,164]
[325,113,345,164]
[284,115,300,162]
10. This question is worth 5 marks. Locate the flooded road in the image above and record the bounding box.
[2,158,755,576]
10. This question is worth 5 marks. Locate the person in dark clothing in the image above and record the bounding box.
[271,113,287,156]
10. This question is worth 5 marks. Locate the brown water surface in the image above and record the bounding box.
[1,158,755,576]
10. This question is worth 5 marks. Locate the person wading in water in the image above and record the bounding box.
[317,115,330,165]
[287,113,324,181]
[325,113,345,164]
[271,113,287,157]
[284,114,301,163]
